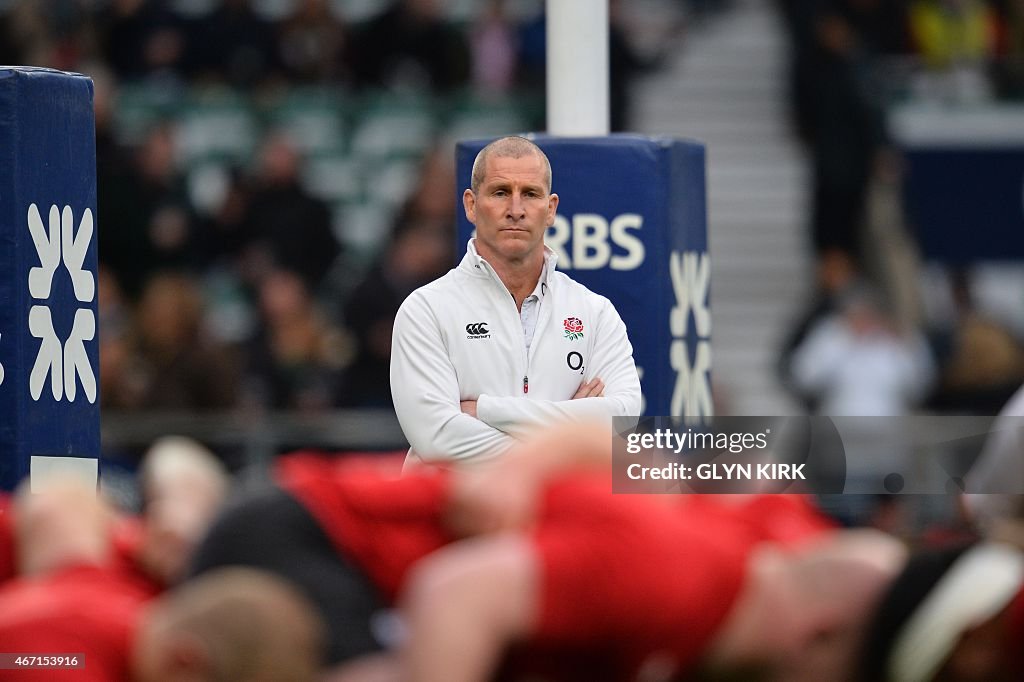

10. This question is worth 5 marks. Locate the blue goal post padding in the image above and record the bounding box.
[0,67,100,491]
[456,134,711,421]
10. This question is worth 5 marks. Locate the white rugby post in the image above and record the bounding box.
[546,0,610,136]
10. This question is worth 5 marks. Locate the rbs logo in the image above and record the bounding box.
[670,251,712,425]
[27,203,97,403]
[546,213,645,270]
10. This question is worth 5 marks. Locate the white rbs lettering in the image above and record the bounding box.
[546,213,645,270]
[572,213,610,269]
[669,250,712,424]
[0,332,5,387]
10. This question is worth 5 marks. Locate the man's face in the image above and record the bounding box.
[464,153,558,266]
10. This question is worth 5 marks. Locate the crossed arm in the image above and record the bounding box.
[392,293,640,463]
[459,377,605,418]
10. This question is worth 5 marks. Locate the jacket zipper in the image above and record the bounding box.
[479,257,541,397]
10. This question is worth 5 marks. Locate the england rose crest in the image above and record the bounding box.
[563,317,584,340]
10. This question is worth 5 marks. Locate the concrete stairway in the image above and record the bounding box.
[632,0,812,416]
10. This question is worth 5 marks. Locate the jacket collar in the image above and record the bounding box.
[460,238,558,291]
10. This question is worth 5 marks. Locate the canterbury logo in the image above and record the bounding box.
[465,322,490,337]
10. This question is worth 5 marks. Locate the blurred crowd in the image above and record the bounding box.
[775,0,1024,419]
[0,0,670,426]
[3,0,1023,451]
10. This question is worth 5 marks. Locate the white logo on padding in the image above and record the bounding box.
[27,203,96,403]
[669,251,712,424]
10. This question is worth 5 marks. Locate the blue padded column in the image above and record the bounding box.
[0,67,100,491]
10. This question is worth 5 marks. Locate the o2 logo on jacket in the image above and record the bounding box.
[27,203,97,403]
[566,351,584,374]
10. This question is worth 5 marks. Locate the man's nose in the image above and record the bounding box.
[508,193,526,220]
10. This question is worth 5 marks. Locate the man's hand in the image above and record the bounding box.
[460,400,478,418]
[572,377,604,399]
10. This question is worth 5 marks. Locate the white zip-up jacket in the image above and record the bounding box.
[391,239,642,464]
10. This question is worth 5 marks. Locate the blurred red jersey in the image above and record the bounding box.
[275,452,455,601]
[277,454,837,681]
[0,564,150,681]
[0,494,14,584]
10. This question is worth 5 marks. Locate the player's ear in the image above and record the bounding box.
[546,193,558,225]
[463,189,477,223]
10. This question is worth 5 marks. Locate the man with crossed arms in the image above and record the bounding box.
[390,136,642,464]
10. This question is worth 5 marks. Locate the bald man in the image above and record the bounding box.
[390,135,641,465]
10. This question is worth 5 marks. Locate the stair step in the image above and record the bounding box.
[634,0,809,416]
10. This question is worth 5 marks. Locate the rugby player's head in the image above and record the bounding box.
[133,567,326,682]
[708,529,907,681]
[860,541,1024,682]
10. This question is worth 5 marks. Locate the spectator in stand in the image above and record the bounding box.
[348,0,471,93]
[515,9,547,129]
[340,146,454,408]
[928,270,1024,414]
[0,3,39,66]
[469,0,519,97]
[994,0,1024,98]
[609,0,668,131]
[789,283,934,417]
[189,0,281,88]
[195,166,255,274]
[98,122,199,300]
[276,0,349,84]
[778,0,910,278]
[91,63,133,203]
[779,249,858,411]
[342,219,451,408]
[241,133,340,293]
[243,268,352,412]
[131,272,240,411]
[97,265,144,412]
[909,0,999,101]
[808,4,893,264]
[910,0,998,68]
[94,0,188,83]
[0,0,95,72]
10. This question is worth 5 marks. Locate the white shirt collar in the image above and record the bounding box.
[466,238,557,292]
